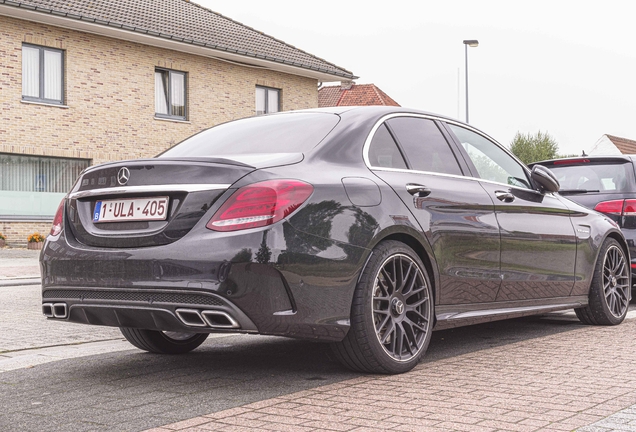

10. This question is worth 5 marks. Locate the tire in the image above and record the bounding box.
[120,328,209,354]
[575,238,630,326]
[331,241,434,374]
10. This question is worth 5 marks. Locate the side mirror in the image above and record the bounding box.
[531,165,560,193]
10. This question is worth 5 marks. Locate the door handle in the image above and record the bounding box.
[406,183,431,197]
[495,190,515,202]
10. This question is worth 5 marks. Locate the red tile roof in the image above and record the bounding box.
[318,83,400,107]
[607,135,636,154]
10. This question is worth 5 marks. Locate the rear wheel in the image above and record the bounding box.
[575,238,630,325]
[120,328,209,354]
[331,241,434,374]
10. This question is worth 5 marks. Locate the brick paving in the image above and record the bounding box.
[148,319,636,432]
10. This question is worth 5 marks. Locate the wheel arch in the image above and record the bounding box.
[606,231,631,265]
[363,227,440,306]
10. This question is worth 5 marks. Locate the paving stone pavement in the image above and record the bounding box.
[4,247,636,431]
[146,317,636,432]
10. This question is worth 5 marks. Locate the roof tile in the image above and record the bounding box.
[1,0,354,79]
[607,135,636,154]
[318,83,400,107]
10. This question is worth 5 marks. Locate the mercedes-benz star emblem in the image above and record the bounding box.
[117,167,130,185]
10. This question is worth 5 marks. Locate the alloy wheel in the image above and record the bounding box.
[372,254,431,362]
[603,245,630,318]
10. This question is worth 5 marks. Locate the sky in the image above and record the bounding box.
[195,1,636,156]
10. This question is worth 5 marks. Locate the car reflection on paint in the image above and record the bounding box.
[41,107,631,374]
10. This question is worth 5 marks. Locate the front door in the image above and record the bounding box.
[445,123,577,300]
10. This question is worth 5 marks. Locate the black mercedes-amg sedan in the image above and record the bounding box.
[40,106,631,374]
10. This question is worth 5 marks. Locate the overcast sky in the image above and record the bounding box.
[196,1,636,155]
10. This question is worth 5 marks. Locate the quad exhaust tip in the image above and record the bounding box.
[43,303,68,319]
[175,308,240,329]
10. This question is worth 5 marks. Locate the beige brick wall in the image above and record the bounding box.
[0,15,320,245]
[0,221,51,247]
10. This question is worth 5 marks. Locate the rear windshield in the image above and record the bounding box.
[549,162,634,192]
[159,112,340,157]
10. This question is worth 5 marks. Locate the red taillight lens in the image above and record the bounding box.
[594,199,636,216]
[622,199,636,216]
[207,180,313,232]
[50,199,65,236]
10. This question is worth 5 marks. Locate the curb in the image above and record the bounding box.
[0,278,41,287]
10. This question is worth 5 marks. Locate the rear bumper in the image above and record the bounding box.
[40,221,367,342]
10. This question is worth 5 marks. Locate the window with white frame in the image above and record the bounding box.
[155,68,187,120]
[22,44,64,105]
[256,86,280,115]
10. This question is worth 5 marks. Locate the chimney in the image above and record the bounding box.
[340,80,354,90]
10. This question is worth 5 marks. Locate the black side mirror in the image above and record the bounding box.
[531,165,560,193]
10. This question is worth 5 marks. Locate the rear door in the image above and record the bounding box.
[445,123,577,300]
[366,114,502,305]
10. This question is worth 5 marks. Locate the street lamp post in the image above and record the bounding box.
[463,39,479,124]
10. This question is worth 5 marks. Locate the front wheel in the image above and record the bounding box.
[575,238,630,326]
[331,241,434,374]
[120,328,209,354]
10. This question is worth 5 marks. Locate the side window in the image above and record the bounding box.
[155,68,187,120]
[387,117,462,175]
[448,124,531,189]
[22,44,64,105]
[367,124,407,169]
[256,86,280,115]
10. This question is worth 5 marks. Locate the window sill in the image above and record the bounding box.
[21,100,69,109]
[154,116,191,124]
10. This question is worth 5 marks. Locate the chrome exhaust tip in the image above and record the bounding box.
[175,309,207,327]
[201,310,240,329]
[52,303,68,319]
[42,303,54,317]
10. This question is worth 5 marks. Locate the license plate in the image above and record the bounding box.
[93,197,169,223]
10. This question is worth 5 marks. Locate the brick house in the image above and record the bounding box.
[0,0,355,246]
[318,82,399,107]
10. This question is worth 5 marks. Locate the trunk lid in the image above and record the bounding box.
[65,158,255,248]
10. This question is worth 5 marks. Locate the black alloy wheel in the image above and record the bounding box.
[576,238,630,325]
[331,241,434,374]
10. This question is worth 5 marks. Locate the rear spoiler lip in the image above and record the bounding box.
[530,156,633,167]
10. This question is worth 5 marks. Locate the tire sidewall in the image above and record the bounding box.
[591,238,629,325]
[356,241,434,373]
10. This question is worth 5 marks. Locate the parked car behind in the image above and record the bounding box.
[531,156,636,289]
[41,107,631,374]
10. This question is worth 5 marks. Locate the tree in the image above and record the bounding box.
[509,131,560,164]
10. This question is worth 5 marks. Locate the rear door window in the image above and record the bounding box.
[367,123,408,169]
[386,117,463,176]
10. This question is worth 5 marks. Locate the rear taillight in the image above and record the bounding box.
[594,199,636,216]
[50,199,65,236]
[206,180,313,232]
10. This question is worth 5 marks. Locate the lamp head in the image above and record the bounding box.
[463,40,479,47]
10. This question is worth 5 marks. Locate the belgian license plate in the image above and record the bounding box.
[93,197,169,223]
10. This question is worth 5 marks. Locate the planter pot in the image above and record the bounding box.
[0,239,5,248]
[27,242,43,250]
